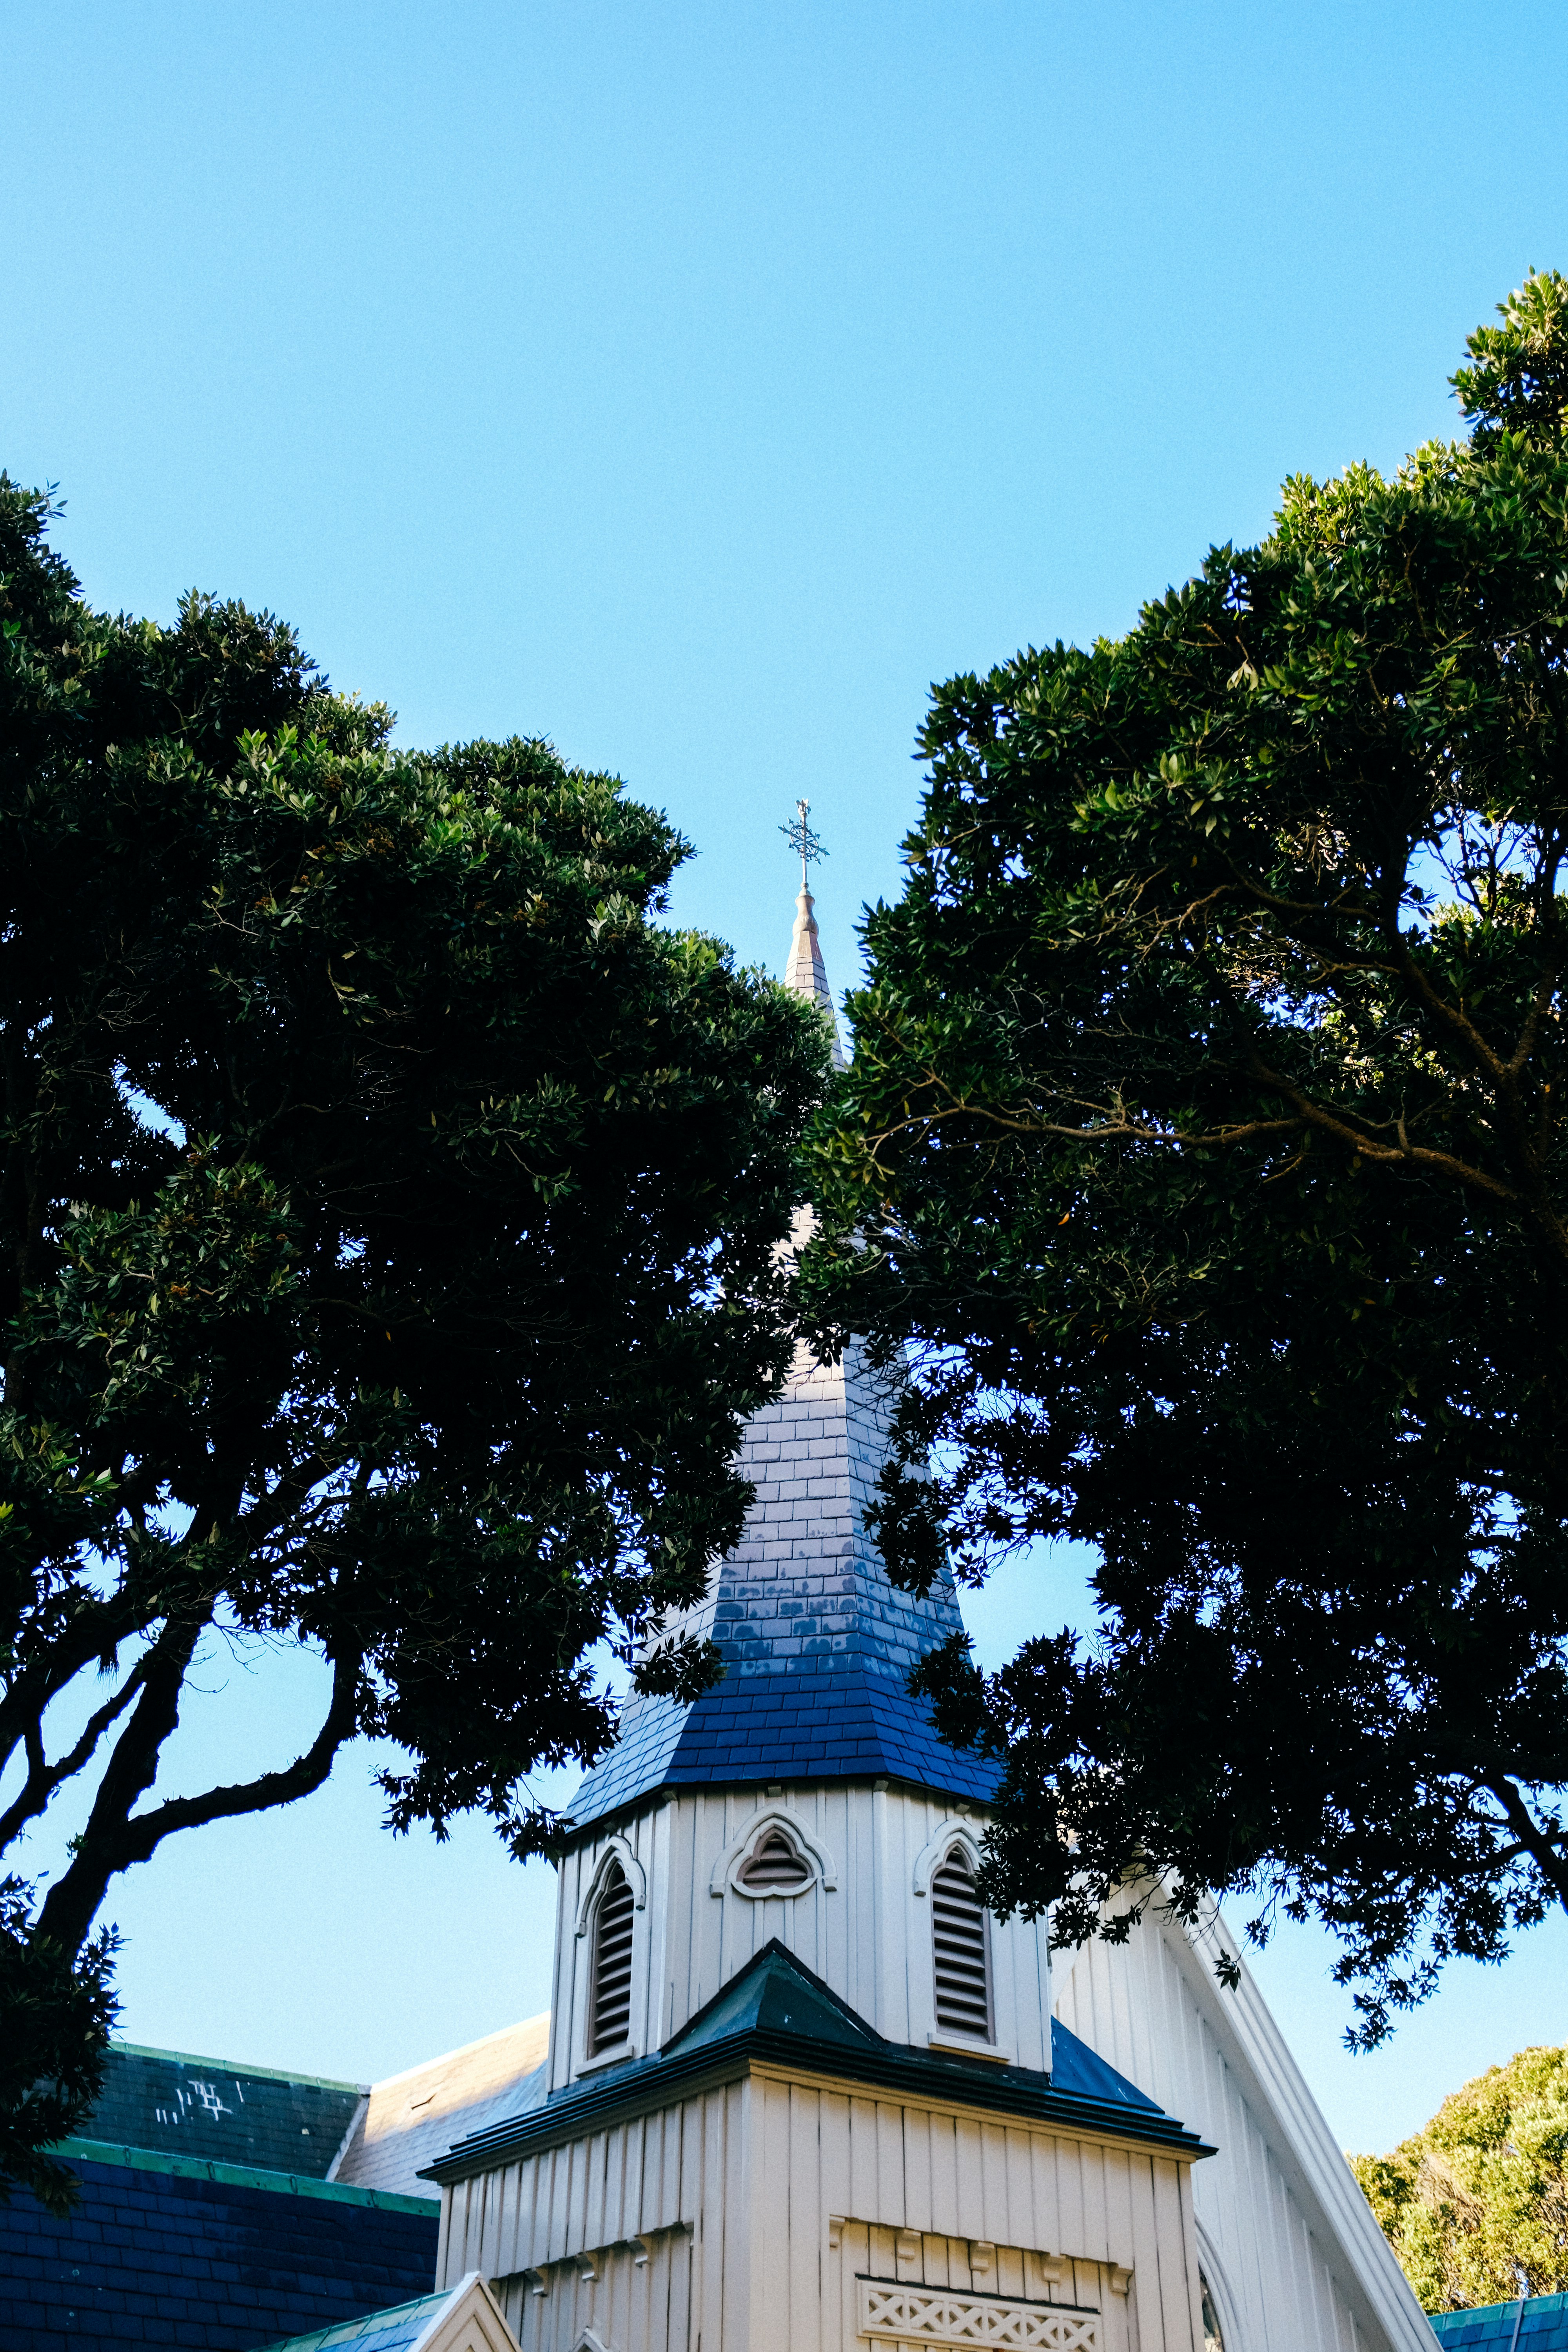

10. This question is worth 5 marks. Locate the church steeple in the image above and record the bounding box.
[784,882,844,1062]
[780,797,846,1065]
[564,829,989,1840]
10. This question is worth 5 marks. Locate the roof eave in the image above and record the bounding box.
[417,2028,1214,2186]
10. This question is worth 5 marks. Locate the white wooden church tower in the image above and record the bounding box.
[423,871,1436,2352]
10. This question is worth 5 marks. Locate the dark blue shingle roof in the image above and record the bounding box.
[570,1661,998,1831]
[0,2149,438,2352]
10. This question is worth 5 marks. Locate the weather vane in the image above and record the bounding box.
[781,797,828,892]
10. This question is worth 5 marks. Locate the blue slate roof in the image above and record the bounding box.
[564,889,1006,1825]
[566,889,998,1836]
[1049,2019,1163,2112]
[1432,2294,1568,2352]
[570,1660,999,1829]
[0,2147,438,2352]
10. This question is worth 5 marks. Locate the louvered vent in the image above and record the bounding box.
[931,1845,992,2040]
[588,1862,635,2054]
[737,1828,812,1891]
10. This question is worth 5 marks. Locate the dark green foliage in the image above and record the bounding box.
[803,275,1568,2041]
[0,1877,118,2215]
[0,481,826,2188]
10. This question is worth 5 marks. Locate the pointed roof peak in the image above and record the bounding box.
[779,797,844,1068]
[784,884,845,1068]
[662,1936,884,2059]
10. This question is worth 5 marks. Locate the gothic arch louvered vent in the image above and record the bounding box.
[588,1861,635,2055]
[737,1827,813,1892]
[931,1843,993,2040]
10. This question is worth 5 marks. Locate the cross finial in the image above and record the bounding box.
[781,797,827,893]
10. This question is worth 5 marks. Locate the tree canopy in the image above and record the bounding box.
[0,480,826,2206]
[803,272,1568,2041]
[1353,2043,1568,2310]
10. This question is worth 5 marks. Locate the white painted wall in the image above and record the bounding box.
[1054,1898,1436,2352]
[439,2069,1204,2352]
[550,1782,1053,2091]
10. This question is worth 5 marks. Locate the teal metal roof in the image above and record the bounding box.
[1432,2294,1568,2352]
[253,2287,451,2352]
[49,2134,437,2214]
[423,1939,1212,2185]
[668,1937,883,2056]
[84,2040,365,2175]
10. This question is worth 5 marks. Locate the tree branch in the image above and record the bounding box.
[1483,1776,1568,1911]
[0,1653,152,1852]
[36,1636,365,1959]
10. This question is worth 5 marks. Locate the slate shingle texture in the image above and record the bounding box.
[86,2044,365,2177]
[0,2151,438,2352]
[331,2016,548,2201]
[249,2287,452,2352]
[568,1338,998,1832]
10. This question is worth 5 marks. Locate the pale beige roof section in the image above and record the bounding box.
[784,885,846,1068]
[329,2014,549,2201]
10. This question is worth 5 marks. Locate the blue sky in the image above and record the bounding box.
[4,0,1567,2152]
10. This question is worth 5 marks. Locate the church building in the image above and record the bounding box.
[412,876,1439,2352]
[2,867,1441,2352]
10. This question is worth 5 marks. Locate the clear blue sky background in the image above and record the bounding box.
[3,0,1566,2153]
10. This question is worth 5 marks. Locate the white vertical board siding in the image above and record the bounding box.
[1054,1905,1434,2352]
[493,2225,695,2352]
[554,1785,1052,2091]
[443,2072,1203,2352]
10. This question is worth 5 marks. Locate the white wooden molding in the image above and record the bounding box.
[572,1834,647,1939]
[824,2217,1083,2288]
[574,2038,637,2075]
[707,1803,838,1898]
[408,2273,520,2352]
[1170,1891,1434,2352]
[912,1817,984,1896]
[1194,2219,1240,2347]
[929,2029,1014,2064]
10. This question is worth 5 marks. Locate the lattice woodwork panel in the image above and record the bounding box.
[859,2278,1099,2352]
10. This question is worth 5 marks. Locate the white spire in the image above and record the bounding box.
[779,798,845,1069]
[784,884,846,1069]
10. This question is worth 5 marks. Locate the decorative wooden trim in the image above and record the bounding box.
[1194,2218,1240,2343]
[857,2278,1099,2350]
[407,2272,519,2352]
[510,2221,693,2299]
[912,1817,984,1897]
[829,2223,1096,2295]
[708,1803,839,1899]
[572,1834,647,1939]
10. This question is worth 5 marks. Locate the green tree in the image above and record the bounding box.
[803,273,1568,2042]
[1352,2044,1568,2310]
[0,481,826,2208]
